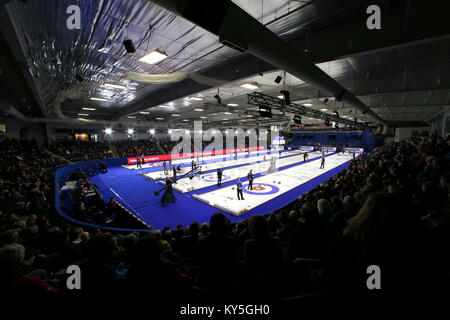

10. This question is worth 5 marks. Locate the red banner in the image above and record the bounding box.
[126,146,265,165]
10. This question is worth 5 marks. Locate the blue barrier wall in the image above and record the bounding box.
[54,157,150,232]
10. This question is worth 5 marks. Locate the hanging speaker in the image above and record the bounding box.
[75,74,84,82]
[258,107,272,118]
[123,39,136,53]
[293,115,302,124]
[274,75,282,84]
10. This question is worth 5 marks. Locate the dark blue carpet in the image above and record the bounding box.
[90,152,351,230]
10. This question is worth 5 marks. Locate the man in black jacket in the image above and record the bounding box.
[217,168,223,186]
[247,170,254,190]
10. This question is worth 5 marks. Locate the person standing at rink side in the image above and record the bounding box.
[172,166,177,183]
[320,155,325,169]
[236,178,244,200]
[161,178,176,206]
[136,156,142,169]
[303,152,309,162]
[217,168,223,186]
[163,161,168,175]
[247,170,254,190]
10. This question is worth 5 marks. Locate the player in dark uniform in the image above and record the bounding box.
[191,160,196,170]
[247,170,254,190]
[217,168,223,186]
[303,152,309,162]
[320,155,325,169]
[172,166,177,182]
[163,161,168,175]
[161,178,176,206]
[136,156,142,169]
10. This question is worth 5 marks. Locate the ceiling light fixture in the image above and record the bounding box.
[240,83,259,90]
[194,108,204,112]
[139,49,168,65]
[90,97,108,101]
[227,103,238,107]
[103,82,127,90]
[188,97,203,101]
[139,111,150,115]
[78,113,89,116]
[303,103,313,107]
[82,107,96,111]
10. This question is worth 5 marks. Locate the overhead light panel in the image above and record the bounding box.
[277,95,284,99]
[127,116,136,119]
[82,107,96,111]
[224,112,232,115]
[188,97,203,101]
[321,108,328,111]
[139,50,168,65]
[240,83,259,90]
[303,103,313,107]
[139,111,150,115]
[227,103,238,107]
[156,117,164,120]
[78,113,89,116]
[104,128,112,134]
[149,129,155,134]
[171,114,180,117]
[103,82,127,90]
[194,108,204,112]
[182,119,189,122]
[200,116,207,119]
[90,97,108,102]
[127,129,134,134]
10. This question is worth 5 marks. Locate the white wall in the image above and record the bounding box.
[394,127,430,142]
[429,108,450,138]
[0,116,47,144]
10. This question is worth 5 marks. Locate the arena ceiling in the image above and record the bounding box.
[0,0,449,129]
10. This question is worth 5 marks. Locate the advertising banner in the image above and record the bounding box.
[126,146,265,165]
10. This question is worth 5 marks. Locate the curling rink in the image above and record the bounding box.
[165,150,321,193]
[141,149,303,181]
[122,149,271,171]
[193,152,355,216]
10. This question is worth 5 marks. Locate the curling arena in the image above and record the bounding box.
[80,147,360,229]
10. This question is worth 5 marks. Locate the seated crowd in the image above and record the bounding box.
[0,134,449,304]
[113,139,162,157]
[47,138,112,162]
